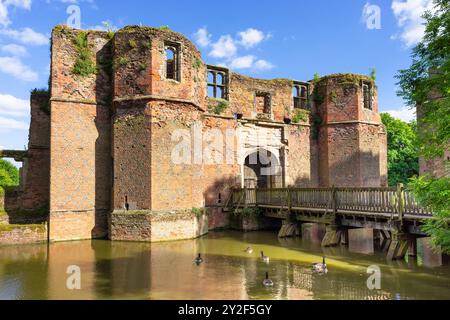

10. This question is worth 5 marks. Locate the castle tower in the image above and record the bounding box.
[314,74,387,187]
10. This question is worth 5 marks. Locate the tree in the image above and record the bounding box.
[396,0,449,253]
[0,159,19,187]
[380,113,419,186]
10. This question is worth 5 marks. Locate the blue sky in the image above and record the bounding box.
[0,0,434,160]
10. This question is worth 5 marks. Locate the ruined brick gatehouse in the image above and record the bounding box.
[1,25,388,243]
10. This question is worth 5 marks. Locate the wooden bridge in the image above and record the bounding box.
[226,186,434,260]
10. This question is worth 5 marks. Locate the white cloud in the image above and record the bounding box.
[0,56,38,81]
[391,0,435,47]
[1,43,27,56]
[0,27,49,46]
[193,27,211,48]
[0,116,28,131]
[229,55,255,69]
[0,0,31,27]
[385,106,416,122]
[228,55,274,71]
[0,93,29,117]
[201,27,274,73]
[238,28,267,49]
[254,59,274,71]
[209,35,237,59]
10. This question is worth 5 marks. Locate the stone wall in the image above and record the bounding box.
[49,27,112,241]
[315,74,387,187]
[227,74,292,122]
[0,224,47,245]
[110,210,208,242]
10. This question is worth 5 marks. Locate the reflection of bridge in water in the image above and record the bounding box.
[290,265,391,300]
[227,187,438,261]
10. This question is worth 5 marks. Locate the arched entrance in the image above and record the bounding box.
[243,149,283,188]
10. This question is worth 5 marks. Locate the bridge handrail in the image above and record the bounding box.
[229,186,434,218]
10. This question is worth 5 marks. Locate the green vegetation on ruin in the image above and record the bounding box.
[232,207,262,221]
[72,31,97,77]
[117,57,130,68]
[192,208,206,218]
[0,223,46,233]
[129,39,138,49]
[138,62,147,71]
[370,67,377,81]
[208,98,229,115]
[291,108,310,124]
[193,58,202,70]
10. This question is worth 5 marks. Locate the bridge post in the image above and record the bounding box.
[321,224,343,247]
[387,230,409,260]
[398,184,405,224]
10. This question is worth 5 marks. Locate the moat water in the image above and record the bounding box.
[0,231,449,300]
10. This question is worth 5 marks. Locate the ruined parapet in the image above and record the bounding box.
[113,25,207,106]
[48,26,112,241]
[18,91,51,211]
[314,74,387,187]
[112,26,207,214]
[225,74,293,122]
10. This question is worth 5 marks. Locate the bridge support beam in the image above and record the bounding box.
[321,225,343,247]
[387,231,409,261]
[278,220,300,238]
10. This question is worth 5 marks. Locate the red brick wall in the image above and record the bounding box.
[149,100,204,210]
[113,102,152,211]
[227,74,292,121]
[49,27,112,241]
[316,74,386,187]
[0,225,47,245]
[20,93,50,210]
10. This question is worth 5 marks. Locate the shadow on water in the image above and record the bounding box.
[0,231,449,300]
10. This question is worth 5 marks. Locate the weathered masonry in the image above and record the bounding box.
[0,25,387,243]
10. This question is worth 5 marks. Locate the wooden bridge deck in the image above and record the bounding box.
[226,186,436,260]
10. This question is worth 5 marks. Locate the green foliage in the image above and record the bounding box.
[138,62,147,71]
[409,176,450,254]
[381,113,419,186]
[142,40,152,49]
[312,74,325,106]
[102,21,115,40]
[370,67,377,81]
[192,207,206,218]
[118,57,130,67]
[396,0,450,252]
[396,0,450,159]
[208,99,229,115]
[193,58,202,70]
[159,25,170,31]
[330,90,339,104]
[232,207,262,220]
[0,159,19,187]
[313,73,321,83]
[72,31,97,76]
[292,108,309,123]
[129,39,137,49]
